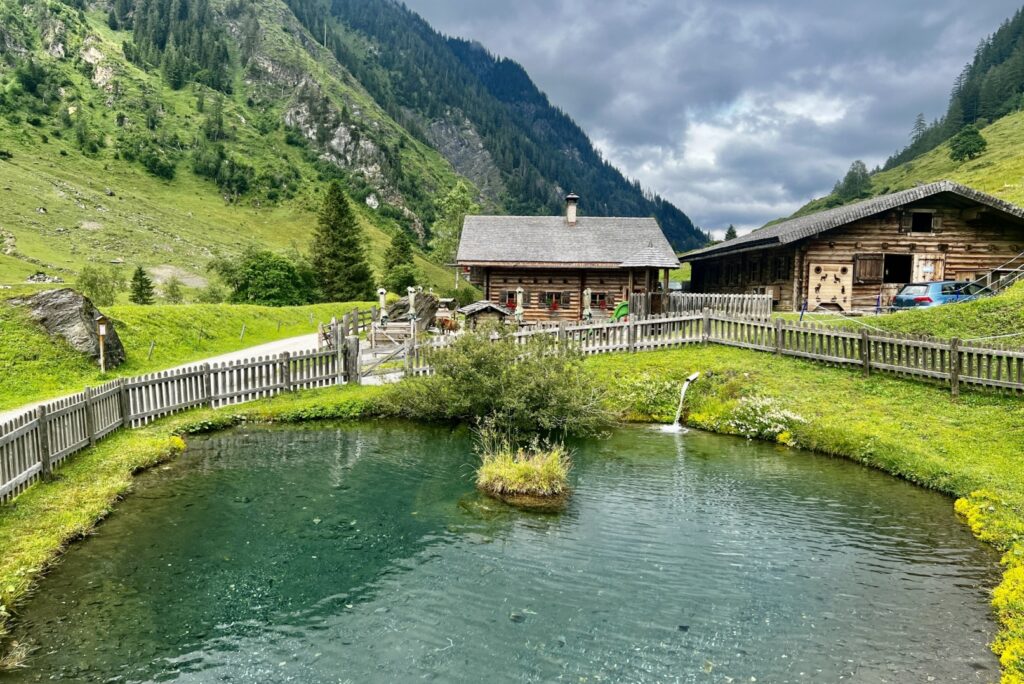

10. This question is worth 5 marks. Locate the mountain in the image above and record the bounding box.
[0,0,704,293]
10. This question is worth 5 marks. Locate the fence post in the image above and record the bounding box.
[84,387,97,445]
[118,378,132,428]
[950,337,961,398]
[627,317,636,353]
[334,322,345,385]
[280,352,292,392]
[345,336,361,385]
[860,329,871,378]
[404,337,414,375]
[774,318,783,356]
[557,321,567,343]
[702,308,711,343]
[202,363,214,408]
[37,405,52,482]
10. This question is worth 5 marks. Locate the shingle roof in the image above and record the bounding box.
[456,215,680,268]
[457,300,512,316]
[684,180,1024,261]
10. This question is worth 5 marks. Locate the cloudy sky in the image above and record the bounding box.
[402,0,1021,237]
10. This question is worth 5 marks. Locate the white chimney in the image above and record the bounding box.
[565,193,579,225]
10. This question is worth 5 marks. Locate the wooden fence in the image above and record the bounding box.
[1,313,367,504]
[630,292,773,319]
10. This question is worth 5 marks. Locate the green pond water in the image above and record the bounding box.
[1,423,999,683]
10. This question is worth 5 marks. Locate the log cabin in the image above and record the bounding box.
[684,181,1024,312]
[455,194,680,322]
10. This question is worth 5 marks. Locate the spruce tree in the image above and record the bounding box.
[724,225,738,241]
[129,266,156,305]
[311,182,375,302]
[383,230,418,292]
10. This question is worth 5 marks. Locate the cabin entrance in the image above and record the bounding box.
[912,255,946,282]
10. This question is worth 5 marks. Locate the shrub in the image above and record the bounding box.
[724,395,805,441]
[385,332,610,437]
[475,427,570,498]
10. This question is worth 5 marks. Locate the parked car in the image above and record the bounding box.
[891,280,992,309]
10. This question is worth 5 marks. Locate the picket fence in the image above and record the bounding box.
[1,311,367,503]
[630,292,773,319]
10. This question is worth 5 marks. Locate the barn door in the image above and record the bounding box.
[912,256,945,282]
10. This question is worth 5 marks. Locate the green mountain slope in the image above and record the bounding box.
[285,0,707,250]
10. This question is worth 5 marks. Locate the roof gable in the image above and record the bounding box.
[456,215,680,268]
[684,180,1024,260]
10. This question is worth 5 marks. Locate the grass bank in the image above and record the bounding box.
[475,430,571,501]
[0,297,372,411]
[779,282,1024,345]
[0,383,386,658]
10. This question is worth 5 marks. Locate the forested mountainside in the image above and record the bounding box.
[786,6,1024,221]
[285,0,706,249]
[0,0,703,290]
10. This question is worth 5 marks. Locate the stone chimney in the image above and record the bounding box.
[565,193,579,226]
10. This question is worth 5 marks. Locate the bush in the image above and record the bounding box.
[385,332,610,436]
[724,395,805,442]
[475,427,570,498]
[208,247,314,306]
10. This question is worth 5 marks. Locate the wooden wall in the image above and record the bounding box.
[482,267,659,322]
[689,197,1024,311]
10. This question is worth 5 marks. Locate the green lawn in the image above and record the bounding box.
[0,297,373,411]
[775,282,1024,346]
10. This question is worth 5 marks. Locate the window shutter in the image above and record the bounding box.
[854,254,884,284]
[931,215,942,232]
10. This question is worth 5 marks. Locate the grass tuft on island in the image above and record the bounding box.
[475,429,571,508]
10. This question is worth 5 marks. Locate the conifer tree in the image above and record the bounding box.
[163,276,184,304]
[724,225,738,241]
[310,181,375,302]
[129,266,156,305]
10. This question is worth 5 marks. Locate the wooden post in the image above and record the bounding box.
[239,324,246,342]
[345,335,361,385]
[118,378,132,428]
[860,329,871,377]
[557,321,567,343]
[627,316,636,353]
[280,352,292,392]
[774,318,783,356]
[404,337,414,375]
[202,363,214,408]
[84,387,97,445]
[950,337,961,398]
[702,308,711,343]
[334,323,344,385]
[37,404,52,481]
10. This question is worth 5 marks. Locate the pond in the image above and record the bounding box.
[2,423,998,683]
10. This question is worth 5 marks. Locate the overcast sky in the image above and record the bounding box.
[402,0,1022,237]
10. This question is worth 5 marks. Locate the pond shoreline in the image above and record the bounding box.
[1,347,1022,680]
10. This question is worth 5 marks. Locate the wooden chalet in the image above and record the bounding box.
[684,181,1024,311]
[455,194,680,322]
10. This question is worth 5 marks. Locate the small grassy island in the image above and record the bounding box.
[475,432,572,508]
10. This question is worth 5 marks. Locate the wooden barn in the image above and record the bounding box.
[455,194,680,322]
[684,181,1024,311]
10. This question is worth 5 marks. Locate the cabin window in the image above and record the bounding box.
[883,254,913,284]
[501,290,518,309]
[854,254,884,284]
[541,291,571,310]
[749,261,760,282]
[772,257,785,281]
[911,212,934,233]
[590,292,610,310]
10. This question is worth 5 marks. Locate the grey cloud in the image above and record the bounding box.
[403,0,1022,234]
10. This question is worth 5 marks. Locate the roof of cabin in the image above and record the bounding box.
[457,300,513,317]
[684,180,1024,261]
[456,215,680,269]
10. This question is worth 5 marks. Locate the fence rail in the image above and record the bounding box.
[630,292,773,319]
[3,304,1022,505]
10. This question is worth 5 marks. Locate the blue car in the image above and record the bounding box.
[891,280,992,309]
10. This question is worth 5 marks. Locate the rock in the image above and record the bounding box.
[509,612,525,623]
[25,272,63,284]
[386,292,439,331]
[104,188,115,197]
[10,289,126,369]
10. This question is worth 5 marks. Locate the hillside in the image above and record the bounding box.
[0,0,704,297]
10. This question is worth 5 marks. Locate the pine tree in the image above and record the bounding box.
[835,160,872,201]
[724,225,738,241]
[310,181,375,302]
[911,113,927,142]
[129,266,156,304]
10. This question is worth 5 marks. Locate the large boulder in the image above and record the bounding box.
[11,288,126,369]
[386,292,439,332]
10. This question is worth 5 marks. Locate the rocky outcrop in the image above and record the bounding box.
[11,289,126,369]
[426,112,505,203]
[386,293,440,332]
